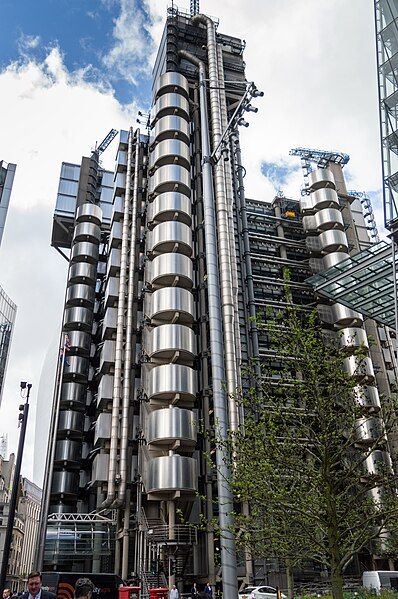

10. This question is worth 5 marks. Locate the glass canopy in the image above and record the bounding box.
[306,241,397,330]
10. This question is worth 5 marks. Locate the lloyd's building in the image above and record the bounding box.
[37,3,398,596]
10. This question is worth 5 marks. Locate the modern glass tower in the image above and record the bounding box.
[0,160,17,406]
[40,5,396,594]
[0,161,16,248]
[0,286,16,406]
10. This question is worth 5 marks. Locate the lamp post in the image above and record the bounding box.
[0,382,31,592]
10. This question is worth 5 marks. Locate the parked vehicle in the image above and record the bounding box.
[238,586,286,599]
[362,571,398,593]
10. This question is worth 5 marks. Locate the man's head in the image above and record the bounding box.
[74,578,94,599]
[3,588,12,599]
[27,572,42,597]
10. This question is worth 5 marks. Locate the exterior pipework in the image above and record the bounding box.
[114,129,140,511]
[191,14,239,436]
[217,44,242,397]
[178,49,238,599]
[102,128,134,509]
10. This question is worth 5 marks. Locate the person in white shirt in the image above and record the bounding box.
[170,585,179,599]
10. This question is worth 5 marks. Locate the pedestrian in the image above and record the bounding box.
[21,572,55,599]
[191,583,198,598]
[74,578,95,599]
[3,589,12,599]
[204,584,212,598]
[169,585,179,599]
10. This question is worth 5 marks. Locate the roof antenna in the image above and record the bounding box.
[190,0,199,16]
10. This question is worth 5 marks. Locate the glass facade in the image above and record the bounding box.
[307,240,396,328]
[0,285,16,406]
[0,161,16,248]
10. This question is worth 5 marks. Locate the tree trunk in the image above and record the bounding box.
[285,559,294,599]
[330,563,344,599]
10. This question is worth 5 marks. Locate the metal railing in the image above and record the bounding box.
[146,524,197,545]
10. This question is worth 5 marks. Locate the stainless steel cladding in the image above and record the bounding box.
[66,284,95,308]
[73,222,101,244]
[146,364,197,406]
[363,450,392,475]
[152,93,190,122]
[302,208,344,232]
[76,203,102,226]
[301,188,340,213]
[64,306,93,331]
[148,192,192,227]
[331,303,363,328]
[54,440,82,466]
[62,356,90,382]
[149,164,191,198]
[354,417,385,444]
[149,253,194,289]
[147,406,197,447]
[71,241,100,264]
[146,455,197,494]
[69,262,97,286]
[57,410,85,436]
[143,324,196,363]
[306,229,348,254]
[147,287,195,325]
[338,327,369,352]
[153,72,190,101]
[151,117,190,147]
[60,382,87,410]
[353,386,381,412]
[149,139,191,171]
[307,168,336,191]
[322,252,349,270]
[51,470,80,496]
[102,307,118,339]
[148,222,193,257]
[65,330,91,355]
[343,356,375,383]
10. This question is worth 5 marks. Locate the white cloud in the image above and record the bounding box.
[0,48,135,482]
[103,0,155,84]
[18,33,41,54]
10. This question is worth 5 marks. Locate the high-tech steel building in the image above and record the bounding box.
[40,5,396,595]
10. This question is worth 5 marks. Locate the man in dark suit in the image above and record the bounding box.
[21,572,55,599]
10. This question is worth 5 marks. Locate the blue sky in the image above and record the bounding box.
[0,0,154,105]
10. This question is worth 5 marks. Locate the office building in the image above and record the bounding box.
[0,159,17,406]
[40,4,396,594]
[0,161,16,248]
[0,285,16,407]
[0,454,42,591]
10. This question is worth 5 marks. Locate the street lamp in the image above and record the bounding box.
[0,382,31,592]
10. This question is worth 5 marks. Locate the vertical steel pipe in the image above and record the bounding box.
[115,130,140,509]
[102,127,134,508]
[191,15,239,435]
[178,48,238,599]
[217,44,242,398]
